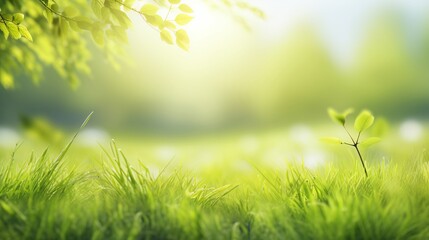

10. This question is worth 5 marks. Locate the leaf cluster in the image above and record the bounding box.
[0,0,265,89]
[0,0,196,89]
[0,11,32,41]
[323,108,380,148]
[322,108,382,177]
[140,0,193,51]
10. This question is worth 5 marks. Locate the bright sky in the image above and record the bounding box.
[121,0,429,128]
[129,0,429,65]
[255,0,429,66]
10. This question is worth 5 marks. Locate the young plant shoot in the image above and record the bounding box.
[322,108,381,177]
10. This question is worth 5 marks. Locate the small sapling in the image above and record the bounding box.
[322,108,381,177]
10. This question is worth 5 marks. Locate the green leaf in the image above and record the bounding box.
[91,26,104,46]
[43,9,53,24]
[327,108,354,126]
[59,18,70,37]
[124,0,137,8]
[175,29,189,51]
[12,13,24,24]
[107,26,128,43]
[359,137,381,148]
[341,108,354,118]
[3,14,12,21]
[144,14,163,27]
[73,16,93,30]
[91,0,103,18]
[18,25,32,41]
[328,108,345,125]
[160,29,173,44]
[371,118,389,137]
[175,14,193,25]
[6,22,21,39]
[101,7,111,22]
[179,4,193,13]
[163,21,176,30]
[64,6,78,18]
[354,110,374,133]
[169,0,181,4]
[110,9,131,28]
[140,4,159,16]
[0,22,9,39]
[320,137,342,144]
[68,21,80,31]
[51,4,59,13]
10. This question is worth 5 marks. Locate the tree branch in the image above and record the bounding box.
[36,0,76,22]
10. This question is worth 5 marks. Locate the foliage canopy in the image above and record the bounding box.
[0,0,263,89]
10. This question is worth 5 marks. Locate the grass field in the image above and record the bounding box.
[1,124,429,240]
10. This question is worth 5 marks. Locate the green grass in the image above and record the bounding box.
[1,130,429,239]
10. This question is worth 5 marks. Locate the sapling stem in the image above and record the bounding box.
[341,142,368,177]
[343,125,355,144]
[342,126,368,177]
[354,144,368,177]
[341,141,368,177]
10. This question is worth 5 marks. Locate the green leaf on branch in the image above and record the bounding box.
[124,0,137,8]
[2,14,12,21]
[59,18,70,37]
[354,110,374,133]
[51,4,59,13]
[342,108,354,118]
[6,22,21,39]
[0,22,9,39]
[140,4,159,16]
[359,137,381,148]
[101,7,111,22]
[110,9,131,28]
[73,16,93,30]
[371,118,390,137]
[179,4,193,13]
[160,29,173,44]
[12,13,24,24]
[18,25,32,41]
[328,108,345,125]
[91,26,104,46]
[64,6,78,18]
[169,0,181,4]
[163,21,176,30]
[92,0,103,18]
[175,14,193,25]
[68,20,80,31]
[327,108,353,126]
[43,9,53,24]
[144,14,163,27]
[175,29,189,51]
[108,26,128,43]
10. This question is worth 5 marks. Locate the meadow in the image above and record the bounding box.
[2,1,429,239]
[1,118,428,240]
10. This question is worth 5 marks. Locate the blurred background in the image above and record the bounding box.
[1,0,429,147]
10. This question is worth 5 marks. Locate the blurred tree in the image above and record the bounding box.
[351,14,427,116]
[255,25,342,123]
[0,0,262,89]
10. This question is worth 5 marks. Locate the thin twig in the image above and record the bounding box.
[354,145,368,177]
[36,0,76,22]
